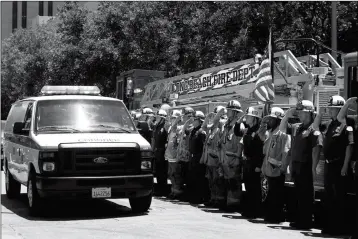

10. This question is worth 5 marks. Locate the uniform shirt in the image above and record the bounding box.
[288,123,323,164]
[234,123,264,170]
[320,119,355,162]
[261,128,291,177]
[177,125,193,162]
[137,120,152,144]
[188,125,206,161]
[152,121,168,152]
[201,123,223,167]
[164,126,180,163]
[219,120,242,167]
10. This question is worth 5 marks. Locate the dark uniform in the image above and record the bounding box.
[321,119,355,234]
[289,123,323,228]
[137,120,152,144]
[235,123,264,217]
[188,125,208,203]
[152,119,168,196]
[353,117,358,239]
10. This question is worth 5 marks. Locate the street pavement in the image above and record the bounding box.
[1,172,345,239]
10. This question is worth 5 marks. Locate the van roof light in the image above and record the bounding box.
[40,86,101,96]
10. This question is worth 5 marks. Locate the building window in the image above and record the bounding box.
[39,1,44,16]
[48,1,53,16]
[12,1,18,32]
[22,1,27,28]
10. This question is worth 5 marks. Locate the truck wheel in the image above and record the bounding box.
[5,163,21,199]
[129,194,152,213]
[27,171,43,216]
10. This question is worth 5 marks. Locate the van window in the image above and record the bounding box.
[23,103,34,130]
[5,101,30,132]
[35,99,136,133]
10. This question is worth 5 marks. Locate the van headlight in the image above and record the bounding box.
[141,151,153,171]
[141,160,152,170]
[39,151,57,173]
[43,162,55,172]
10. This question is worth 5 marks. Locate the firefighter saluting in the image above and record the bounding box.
[200,106,227,207]
[187,111,209,204]
[218,100,244,211]
[234,107,264,218]
[307,95,354,235]
[152,109,169,196]
[284,100,323,230]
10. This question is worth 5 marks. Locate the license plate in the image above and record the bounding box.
[92,187,111,198]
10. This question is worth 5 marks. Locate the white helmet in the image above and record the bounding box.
[269,107,285,119]
[296,100,315,112]
[327,95,345,108]
[194,111,205,121]
[245,107,262,119]
[160,104,171,112]
[142,107,154,115]
[157,109,167,118]
[171,110,182,118]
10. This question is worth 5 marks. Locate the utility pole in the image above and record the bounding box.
[331,1,337,60]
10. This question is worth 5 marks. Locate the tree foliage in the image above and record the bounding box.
[2,1,358,119]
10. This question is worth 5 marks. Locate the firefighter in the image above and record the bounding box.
[284,100,323,230]
[137,107,154,144]
[177,107,195,200]
[200,105,227,207]
[165,110,183,200]
[152,109,169,196]
[218,100,244,211]
[305,95,354,235]
[187,111,208,204]
[336,96,358,239]
[234,106,265,219]
[258,107,291,223]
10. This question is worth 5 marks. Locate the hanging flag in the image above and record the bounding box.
[253,29,275,104]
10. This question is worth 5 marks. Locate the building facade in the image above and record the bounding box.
[1,1,98,41]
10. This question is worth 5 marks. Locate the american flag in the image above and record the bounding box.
[253,30,275,103]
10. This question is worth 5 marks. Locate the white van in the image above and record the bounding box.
[3,86,154,216]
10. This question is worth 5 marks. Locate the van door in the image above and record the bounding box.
[4,101,30,182]
[18,102,34,183]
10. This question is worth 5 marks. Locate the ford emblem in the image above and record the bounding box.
[93,157,108,164]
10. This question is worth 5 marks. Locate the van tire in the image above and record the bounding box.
[5,163,21,199]
[27,171,43,216]
[129,194,152,213]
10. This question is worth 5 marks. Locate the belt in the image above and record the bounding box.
[325,158,341,164]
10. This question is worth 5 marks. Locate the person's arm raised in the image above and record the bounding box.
[279,108,296,133]
[337,97,358,123]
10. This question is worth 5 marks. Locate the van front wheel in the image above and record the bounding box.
[27,172,43,216]
[129,194,152,213]
[5,163,21,199]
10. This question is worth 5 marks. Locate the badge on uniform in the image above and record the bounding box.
[251,132,255,138]
[227,133,233,141]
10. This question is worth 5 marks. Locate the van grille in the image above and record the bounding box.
[59,148,141,176]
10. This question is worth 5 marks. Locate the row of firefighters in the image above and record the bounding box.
[134,96,358,237]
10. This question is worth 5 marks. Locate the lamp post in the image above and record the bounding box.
[331,1,337,60]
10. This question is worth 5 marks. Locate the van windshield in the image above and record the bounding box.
[35,99,136,133]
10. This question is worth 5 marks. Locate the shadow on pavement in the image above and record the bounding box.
[267,225,311,231]
[222,215,245,219]
[301,232,349,239]
[201,209,228,214]
[1,194,147,221]
[154,196,191,206]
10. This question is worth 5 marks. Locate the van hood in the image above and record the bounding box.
[33,133,151,150]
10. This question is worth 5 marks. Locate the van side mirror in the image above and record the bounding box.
[13,122,28,135]
[13,122,24,134]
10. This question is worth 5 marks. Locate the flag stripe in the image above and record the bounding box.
[253,31,275,103]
